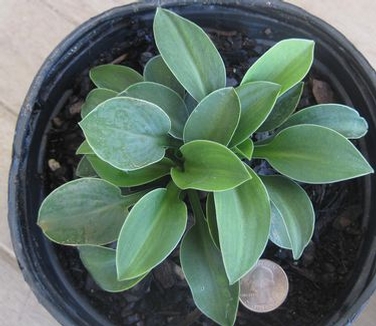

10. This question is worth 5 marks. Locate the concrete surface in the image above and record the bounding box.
[1,0,375,325]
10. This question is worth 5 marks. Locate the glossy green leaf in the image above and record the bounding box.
[229,82,280,147]
[214,167,270,284]
[241,39,314,95]
[261,175,315,259]
[76,155,97,177]
[154,8,226,102]
[183,87,240,145]
[253,125,374,183]
[257,82,304,132]
[38,178,144,245]
[76,140,94,155]
[87,155,174,187]
[171,140,251,191]
[122,82,189,139]
[279,104,369,139]
[117,186,187,280]
[181,191,239,326]
[143,55,185,97]
[233,138,254,160]
[79,97,171,171]
[90,64,143,92]
[78,245,147,292]
[81,88,117,118]
[206,193,220,249]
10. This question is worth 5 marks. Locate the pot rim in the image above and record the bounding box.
[8,1,376,325]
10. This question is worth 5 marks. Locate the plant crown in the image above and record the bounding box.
[38,8,373,325]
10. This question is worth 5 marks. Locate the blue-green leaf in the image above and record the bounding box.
[154,8,226,101]
[76,140,94,155]
[241,39,314,95]
[171,140,251,191]
[79,97,171,171]
[229,82,280,147]
[90,64,143,92]
[143,55,185,97]
[206,193,220,249]
[233,138,254,160]
[181,191,239,326]
[78,245,147,292]
[183,87,240,145]
[214,167,270,284]
[253,125,373,183]
[184,93,198,115]
[262,175,315,259]
[116,185,187,280]
[257,82,304,132]
[76,155,97,178]
[122,81,189,139]
[37,178,144,245]
[87,155,174,187]
[81,88,117,118]
[279,104,369,139]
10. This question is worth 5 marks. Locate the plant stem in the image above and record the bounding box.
[187,190,206,222]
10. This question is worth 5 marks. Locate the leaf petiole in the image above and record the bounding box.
[188,189,206,223]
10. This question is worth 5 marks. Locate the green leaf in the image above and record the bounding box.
[206,193,220,249]
[154,8,226,101]
[257,82,304,132]
[79,97,171,171]
[76,140,94,155]
[183,87,240,145]
[78,245,147,292]
[76,155,97,177]
[214,167,270,284]
[87,155,174,187]
[184,93,198,115]
[269,202,291,249]
[143,55,185,97]
[171,140,251,191]
[279,104,369,139]
[81,88,117,118]
[253,125,374,183]
[117,185,187,280]
[261,175,315,259]
[181,190,239,326]
[90,64,143,92]
[122,82,189,139]
[233,138,254,160]
[37,178,144,245]
[241,39,314,95]
[229,82,280,147]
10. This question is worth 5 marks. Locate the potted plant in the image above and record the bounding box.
[8,1,376,325]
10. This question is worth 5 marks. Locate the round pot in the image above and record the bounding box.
[8,0,376,325]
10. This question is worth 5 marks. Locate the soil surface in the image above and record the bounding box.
[45,17,366,325]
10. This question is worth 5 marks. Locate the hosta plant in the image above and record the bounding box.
[38,8,373,326]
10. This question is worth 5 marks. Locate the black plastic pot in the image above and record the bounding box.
[8,1,376,325]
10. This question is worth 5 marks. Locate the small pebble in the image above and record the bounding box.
[48,158,61,171]
[312,79,335,103]
[69,101,83,115]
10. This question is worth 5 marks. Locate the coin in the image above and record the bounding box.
[239,259,289,313]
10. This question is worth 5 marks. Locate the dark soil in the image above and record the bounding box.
[44,17,366,326]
